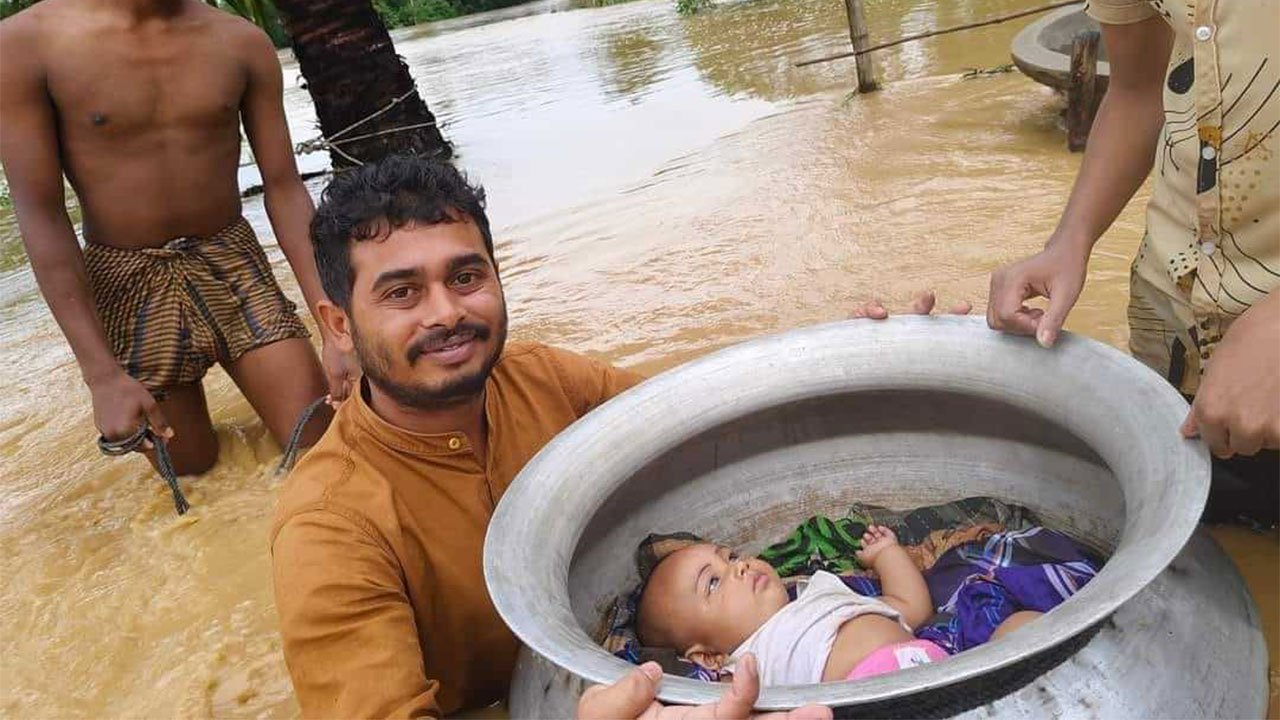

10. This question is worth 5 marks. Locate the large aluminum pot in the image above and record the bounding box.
[484,317,1266,717]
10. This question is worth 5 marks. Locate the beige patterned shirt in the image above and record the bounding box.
[1087,0,1280,394]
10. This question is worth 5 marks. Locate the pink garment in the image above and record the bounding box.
[846,639,948,680]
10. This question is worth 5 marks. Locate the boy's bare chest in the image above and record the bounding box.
[44,31,246,144]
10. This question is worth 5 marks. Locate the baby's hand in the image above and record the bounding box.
[855,525,900,567]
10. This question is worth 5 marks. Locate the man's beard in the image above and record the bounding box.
[352,314,507,409]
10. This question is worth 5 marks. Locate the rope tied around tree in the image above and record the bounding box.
[294,87,441,165]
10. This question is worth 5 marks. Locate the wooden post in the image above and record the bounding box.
[1067,30,1100,152]
[844,0,879,93]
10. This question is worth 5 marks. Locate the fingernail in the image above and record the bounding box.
[743,654,757,673]
[1037,329,1054,347]
[640,662,662,681]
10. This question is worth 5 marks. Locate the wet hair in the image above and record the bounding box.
[311,155,495,310]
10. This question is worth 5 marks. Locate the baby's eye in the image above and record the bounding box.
[728,551,740,561]
[708,576,720,593]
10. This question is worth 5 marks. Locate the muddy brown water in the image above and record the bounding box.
[0,0,1274,716]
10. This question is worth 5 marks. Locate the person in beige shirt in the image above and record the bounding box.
[989,0,1279,526]
[272,155,833,720]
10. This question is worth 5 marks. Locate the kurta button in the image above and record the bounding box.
[1201,145,1217,160]
[1200,241,1216,256]
[448,437,462,450]
[1195,25,1212,41]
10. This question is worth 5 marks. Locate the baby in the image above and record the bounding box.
[636,525,952,685]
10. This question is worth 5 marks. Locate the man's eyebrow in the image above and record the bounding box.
[446,253,488,275]
[695,563,711,595]
[371,267,420,292]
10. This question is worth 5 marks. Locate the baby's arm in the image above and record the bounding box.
[855,526,933,629]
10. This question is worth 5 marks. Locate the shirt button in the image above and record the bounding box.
[447,437,462,450]
[1195,25,1213,41]
[1201,145,1217,160]
[1200,241,1217,256]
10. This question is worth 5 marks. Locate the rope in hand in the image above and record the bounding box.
[276,396,330,476]
[98,426,191,515]
[96,395,328,515]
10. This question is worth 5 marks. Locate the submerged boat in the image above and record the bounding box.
[1011,3,1110,94]
[484,317,1266,718]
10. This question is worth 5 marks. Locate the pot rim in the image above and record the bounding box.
[484,316,1208,708]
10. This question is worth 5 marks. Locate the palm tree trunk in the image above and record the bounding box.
[274,0,452,168]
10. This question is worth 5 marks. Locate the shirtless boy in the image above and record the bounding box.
[0,0,354,473]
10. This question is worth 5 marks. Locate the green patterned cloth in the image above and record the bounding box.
[758,496,1040,576]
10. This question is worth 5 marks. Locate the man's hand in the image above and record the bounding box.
[1181,292,1280,458]
[850,290,972,319]
[577,654,831,720]
[321,338,358,405]
[89,371,173,447]
[986,242,1089,348]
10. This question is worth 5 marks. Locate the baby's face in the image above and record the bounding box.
[641,543,790,656]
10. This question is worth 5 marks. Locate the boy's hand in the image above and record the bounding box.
[854,525,900,567]
[987,243,1088,348]
[90,370,173,448]
[320,336,358,405]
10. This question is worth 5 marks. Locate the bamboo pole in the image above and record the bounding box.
[844,0,878,93]
[1067,30,1100,152]
[796,0,1080,69]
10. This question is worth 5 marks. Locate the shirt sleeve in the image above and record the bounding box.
[272,508,442,719]
[1084,0,1158,25]
[543,346,647,416]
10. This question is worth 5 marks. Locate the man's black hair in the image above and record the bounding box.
[310,155,495,310]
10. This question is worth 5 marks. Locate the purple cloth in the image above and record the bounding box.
[915,527,1100,653]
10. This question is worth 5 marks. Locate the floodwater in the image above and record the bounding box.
[0,0,1275,716]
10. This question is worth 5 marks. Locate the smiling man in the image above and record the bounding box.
[269,156,654,717]
[271,157,838,720]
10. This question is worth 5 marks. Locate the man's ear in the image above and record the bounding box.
[317,300,355,354]
[683,644,729,671]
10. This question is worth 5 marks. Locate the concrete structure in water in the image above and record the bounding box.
[1011,3,1110,94]
[484,316,1267,718]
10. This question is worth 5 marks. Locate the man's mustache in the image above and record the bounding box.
[406,322,491,363]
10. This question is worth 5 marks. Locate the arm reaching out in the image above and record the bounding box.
[241,27,358,403]
[1181,290,1280,458]
[987,17,1172,347]
[0,18,171,443]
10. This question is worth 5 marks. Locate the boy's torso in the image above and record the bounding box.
[12,0,257,247]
